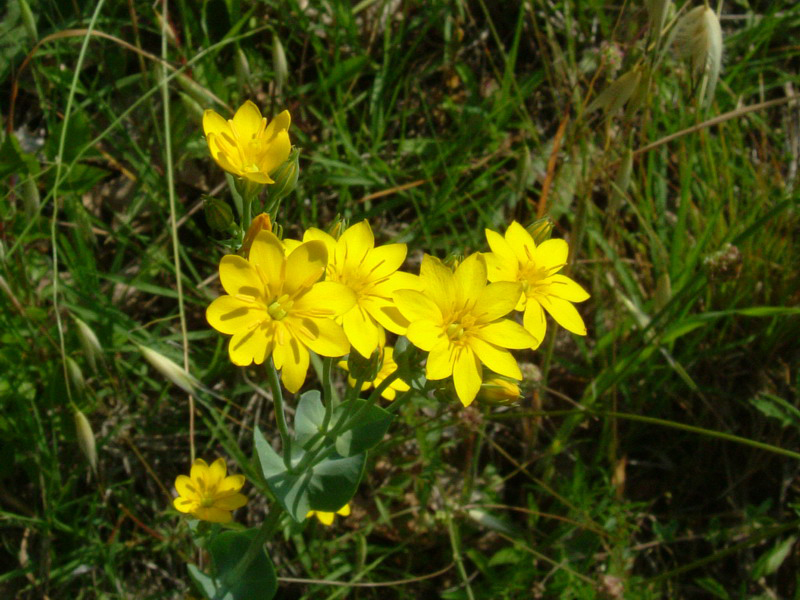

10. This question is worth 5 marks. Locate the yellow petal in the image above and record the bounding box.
[535,239,568,273]
[228,327,270,366]
[207,295,265,335]
[394,289,441,323]
[175,475,198,501]
[522,301,547,348]
[542,274,590,302]
[279,337,310,393]
[504,221,537,265]
[454,253,487,309]
[174,496,197,513]
[285,240,328,294]
[361,243,407,279]
[190,459,209,483]
[194,507,233,523]
[242,170,273,184]
[231,100,264,140]
[473,281,522,324]
[336,503,351,516]
[406,319,446,352]
[219,255,264,297]
[343,306,381,357]
[453,348,482,407]
[257,129,291,174]
[207,135,243,175]
[208,458,227,488]
[468,337,522,380]
[219,474,246,494]
[297,317,351,357]
[302,228,337,263]
[248,231,285,296]
[264,109,291,139]
[203,109,231,137]
[315,511,334,526]
[539,295,587,335]
[294,281,356,317]
[426,340,456,380]
[478,319,538,350]
[362,295,409,335]
[419,255,454,314]
[336,220,374,268]
[485,228,518,278]
[214,492,248,510]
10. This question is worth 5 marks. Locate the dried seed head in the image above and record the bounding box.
[74,409,97,475]
[645,0,672,39]
[74,317,103,374]
[272,35,288,93]
[137,345,198,394]
[588,67,643,116]
[674,5,723,107]
[66,356,86,397]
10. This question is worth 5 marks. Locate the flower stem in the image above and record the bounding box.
[265,359,293,470]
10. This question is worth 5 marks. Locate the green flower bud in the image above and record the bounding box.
[203,195,235,232]
[346,347,383,382]
[266,148,300,212]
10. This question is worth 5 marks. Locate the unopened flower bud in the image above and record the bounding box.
[527,217,553,245]
[203,195,235,233]
[21,176,40,220]
[241,213,273,257]
[74,408,97,475]
[477,377,521,405]
[327,216,347,239]
[266,148,300,211]
[137,345,197,394]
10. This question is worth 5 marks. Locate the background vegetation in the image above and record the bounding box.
[1,0,799,598]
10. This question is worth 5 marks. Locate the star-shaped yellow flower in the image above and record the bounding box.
[394,253,536,407]
[484,221,589,347]
[173,458,247,523]
[203,101,291,184]
[301,220,418,358]
[206,231,355,392]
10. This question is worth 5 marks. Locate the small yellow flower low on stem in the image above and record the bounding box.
[173,458,248,523]
[307,503,351,526]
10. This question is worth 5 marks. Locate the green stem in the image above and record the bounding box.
[385,388,416,414]
[265,359,292,470]
[320,357,335,432]
[446,506,475,600]
[212,507,283,600]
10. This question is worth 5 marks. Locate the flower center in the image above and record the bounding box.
[267,294,294,321]
[446,323,465,340]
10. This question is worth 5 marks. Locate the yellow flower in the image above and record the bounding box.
[173,458,247,523]
[302,220,418,358]
[206,230,356,392]
[307,503,351,526]
[485,221,589,347]
[339,346,411,401]
[203,101,291,184]
[394,254,536,407]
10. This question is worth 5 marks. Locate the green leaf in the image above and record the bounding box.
[209,528,278,600]
[294,390,325,447]
[254,426,365,522]
[187,564,217,599]
[751,536,796,580]
[333,399,393,457]
[0,133,39,180]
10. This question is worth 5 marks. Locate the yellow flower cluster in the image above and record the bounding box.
[202,102,589,407]
[206,216,588,406]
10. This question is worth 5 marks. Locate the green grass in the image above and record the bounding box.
[2,0,800,598]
